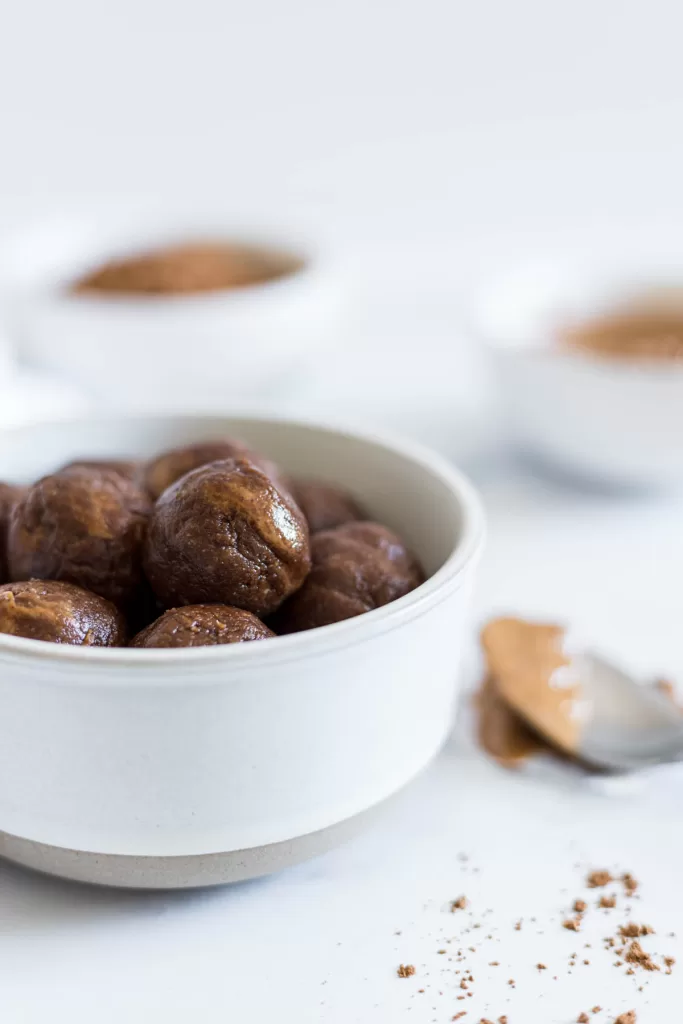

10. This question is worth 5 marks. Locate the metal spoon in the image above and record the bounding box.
[559,651,683,772]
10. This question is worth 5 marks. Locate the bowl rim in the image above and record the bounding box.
[0,413,486,670]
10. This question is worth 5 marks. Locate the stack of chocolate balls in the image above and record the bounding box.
[0,439,424,648]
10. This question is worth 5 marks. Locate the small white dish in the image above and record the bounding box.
[472,258,683,488]
[0,211,345,409]
[0,414,484,887]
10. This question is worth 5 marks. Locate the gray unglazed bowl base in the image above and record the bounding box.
[0,802,388,890]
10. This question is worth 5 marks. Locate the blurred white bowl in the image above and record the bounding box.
[472,259,683,488]
[0,413,484,887]
[0,211,345,409]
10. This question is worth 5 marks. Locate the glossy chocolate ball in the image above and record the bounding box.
[0,579,126,645]
[275,521,423,633]
[8,467,150,609]
[288,479,364,534]
[131,604,274,648]
[144,439,283,500]
[0,482,26,584]
[144,457,310,616]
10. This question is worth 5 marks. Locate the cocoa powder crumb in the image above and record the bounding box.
[574,899,587,913]
[614,1013,636,1024]
[578,1015,590,1023]
[624,940,659,971]
[451,896,468,912]
[514,920,522,931]
[452,1015,467,1021]
[664,956,676,969]
[507,979,515,987]
[622,873,639,896]
[563,917,582,931]
[592,1009,602,1015]
[619,923,653,938]
[397,964,416,978]
[536,963,547,970]
[599,894,617,909]
[587,870,613,888]
[498,1018,508,1024]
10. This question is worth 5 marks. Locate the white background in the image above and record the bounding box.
[1,1,683,1021]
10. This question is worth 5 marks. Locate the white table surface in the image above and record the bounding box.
[0,263,682,1023]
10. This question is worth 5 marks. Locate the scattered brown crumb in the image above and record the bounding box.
[480,1019,494,1024]
[578,1015,590,1023]
[664,956,676,970]
[489,961,500,966]
[460,979,468,990]
[619,923,654,938]
[452,1015,467,1021]
[451,896,468,912]
[622,873,639,896]
[592,1009,602,1015]
[587,870,613,888]
[583,959,590,965]
[624,940,660,972]
[507,979,515,987]
[536,963,547,970]
[498,1018,508,1024]
[573,899,587,913]
[397,964,415,978]
[599,894,617,908]
[614,1013,636,1024]
[563,917,582,931]
[437,949,447,955]
[514,920,522,931]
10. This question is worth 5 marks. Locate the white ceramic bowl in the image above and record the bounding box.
[0,211,344,408]
[473,260,683,488]
[0,414,484,888]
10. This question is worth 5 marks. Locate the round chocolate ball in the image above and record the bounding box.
[144,457,310,616]
[0,579,126,645]
[289,479,364,534]
[131,604,274,648]
[274,521,424,633]
[144,439,284,500]
[8,467,150,609]
[59,458,141,483]
[0,483,27,584]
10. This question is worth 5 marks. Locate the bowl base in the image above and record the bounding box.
[0,800,392,890]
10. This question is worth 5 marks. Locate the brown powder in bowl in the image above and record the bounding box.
[562,307,683,361]
[72,241,303,296]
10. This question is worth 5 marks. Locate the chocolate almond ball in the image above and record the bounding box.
[0,483,27,584]
[275,521,424,633]
[144,439,284,500]
[59,458,141,483]
[288,479,364,534]
[144,457,311,616]
[0,579,126,645]
[131,604,274,648]
[8,468,150,609]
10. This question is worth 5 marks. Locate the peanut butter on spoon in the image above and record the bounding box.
[476,673,550,767]
[481,617,583,756]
